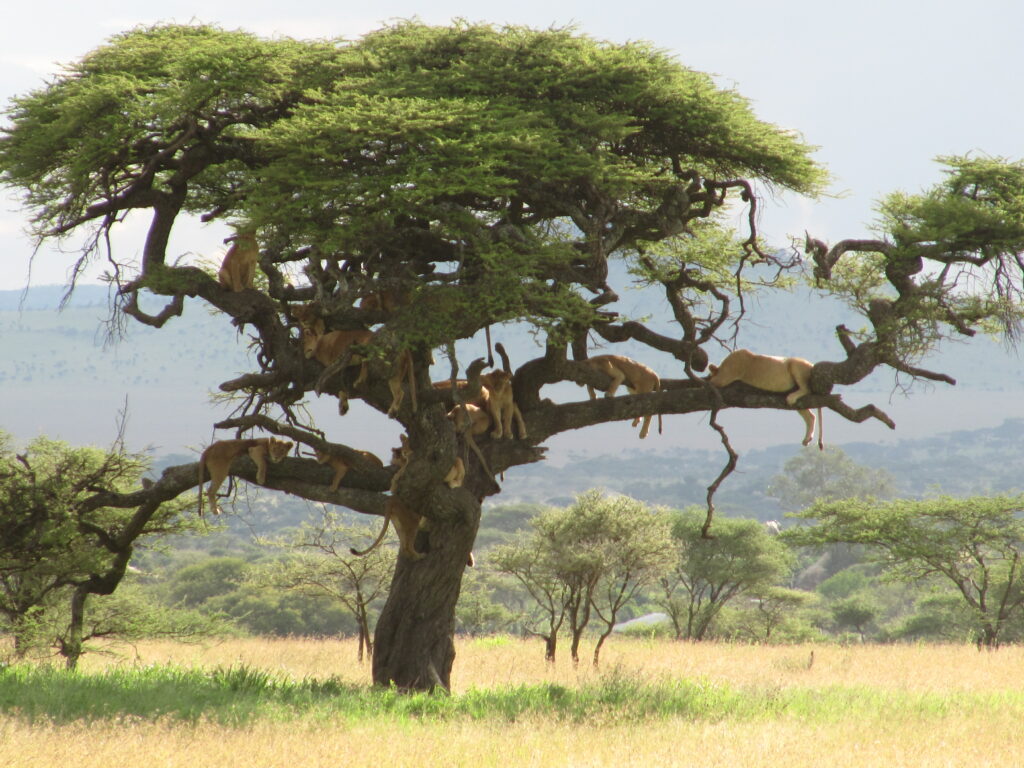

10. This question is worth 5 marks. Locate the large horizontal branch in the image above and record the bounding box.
[81,443,388,523]
[518,377,895,447]
[215,414,393,481]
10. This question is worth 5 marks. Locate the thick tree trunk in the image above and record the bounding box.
[371,491,481,691]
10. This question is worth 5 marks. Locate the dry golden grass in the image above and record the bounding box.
[77,634,1024,694]
[4,709,1023,768]
[6,636,1024,768]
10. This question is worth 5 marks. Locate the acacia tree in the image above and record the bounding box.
[2,22,1022,689]
[786,495,1024,648]
[489,533,568,663]
[257,512,395,662]
[656,510,792,640]
[766,446,896,513]
[585,496,674,667]
[0,431,191,667]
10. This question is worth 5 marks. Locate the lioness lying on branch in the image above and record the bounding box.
[708,348,823,450]
[197,436,293,515]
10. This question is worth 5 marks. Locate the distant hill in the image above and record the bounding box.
[502,417,1024,518]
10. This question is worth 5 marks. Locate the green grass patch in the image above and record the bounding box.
[2,663,1024,727]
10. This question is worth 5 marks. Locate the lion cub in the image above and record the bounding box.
[707,348,822,449]
[581,354,662,439]
[217,229,259,292]
[313,447,384,491]
[301,327,373,414]
[197,437,293,515]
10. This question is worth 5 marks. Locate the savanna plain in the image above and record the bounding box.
[2,637,1023,768]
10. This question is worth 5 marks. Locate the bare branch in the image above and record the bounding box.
[804,236,892,283]
[824,396,896,431]
[703,409,738,539]
[120,289,185,328]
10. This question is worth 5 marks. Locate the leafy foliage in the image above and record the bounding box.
[656,509,793,640]
[0,430,192,663]
[786,495,1024,646]
[766,446,897,512]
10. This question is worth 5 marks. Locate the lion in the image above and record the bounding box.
[388,433,413,493]
[350,495,425,561]
[391,432,464,491]
[386,349,418,418]
[217,229,259,292]
[358,288,407,314]
[447,402,491,436]
[432,345,525,440]
[313,447,384,491]
[301,327,373,414]
[478,368,527,439]
[302,328,416,418]
[707,348,823,449]
[197,437,293,516]
[444,457,466,489]
[288,302,325,336]
[581,354,662,439]
[446,401,501,490]
[378,434,474,564]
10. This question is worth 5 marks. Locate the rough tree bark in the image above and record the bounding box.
[371,489,482,690]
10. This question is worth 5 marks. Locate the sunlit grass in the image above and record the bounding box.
[6,637,1024,767]
[73,634,1024,695]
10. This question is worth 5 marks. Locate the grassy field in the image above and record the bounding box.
[3,636,1024,767]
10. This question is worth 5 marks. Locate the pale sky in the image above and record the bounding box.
[2,0,1023,289]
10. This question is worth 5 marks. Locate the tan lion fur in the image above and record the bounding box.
[301,327,373,414]
[313,447,384,492]
[581,354,662,439]
[217,230,259,292]
[478,369,527,439]
[197,437,293,515]
[707,348,823,449]
[350,495,425,561]
[447,402,491,436]
[288,302,325,335]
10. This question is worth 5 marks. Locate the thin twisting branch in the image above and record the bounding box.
[703,409,738,539]
[121,289,185,328]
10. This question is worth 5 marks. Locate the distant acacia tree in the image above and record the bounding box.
[2,21,1022,688]
[735,586,819,643]
[786,495,1024,648]
[767,447,896,513]
[830,594,880,641]
[454,568,517,637]
[491,491,672,665]
[490,531,567,663]
[586,497,674,666]
[656,510,793,640]
[257,511,394,662]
